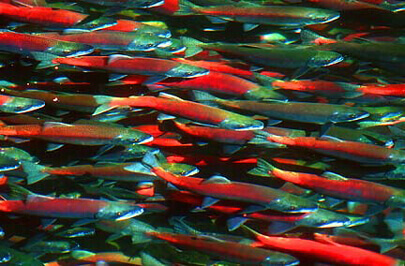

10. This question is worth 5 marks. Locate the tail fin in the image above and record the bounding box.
[141,151,163,169]
[8,182,36,199]
[254,73,279,87]
[240,225,262,241]
[31,52,59,69]
[174,0,198,15]
[140,251,167,266]
[300,30,335,45]
[21,161,50,185]
[169,216,201,235]
[248,131,286,148]
[191,90,222,107]
[247,158,274,177]
[180,37,204,57]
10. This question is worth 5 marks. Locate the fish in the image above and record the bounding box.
[0,3,116,30]
[193,91,370,125]
[0,121,153,147]
[21,157,198,184]
[0,87,111,113]
[35,31,172,52]
[92,93,264,131]
[0,183,144,220]
[254,132,405,164]
[103,19,172,37]
[176,1,340,30]
[70,250,142,265]
[135,152,319,214]
[166,190,357,233]
[112,71,287,101]
[0,30,94,59]
[52,54,210,83]
[77,0,165,9]
[302,30,405,65]
[145,231,300,265]
[251,158,405,208]
[0,93,45,114]
[244,226,400,266]
[181,37,344,77]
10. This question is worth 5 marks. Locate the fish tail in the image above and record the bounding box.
[21,161,50,185]
[174,0,198,16]
[31,52,59,69]
[240,225,263,242]
[300,30,334,45]
[8,182,35,199]
[248,131,286,148]
[169,216,201,235]
[191,90,221,107]
[141,151,163,169]
[180,37,204,57]
[254,73,279,88]
[247,158,274,177]
[140,251,166,266]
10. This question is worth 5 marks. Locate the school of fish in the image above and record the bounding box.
[0,0,403,265]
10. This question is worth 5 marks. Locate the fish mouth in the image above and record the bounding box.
[137,135,154,145]
[317,221,347,228]
[144,0,165,8]
[66,47,95,58]
[186,70,210,78]
[115,207,144,221]
[232,122,264,131]
[157,40,173,48]
[324,55,344,66]
[345,217,370,227]
[9,102,45,114]
[284,206,319,213]
[183,167,200,176]
[347,112,370,122]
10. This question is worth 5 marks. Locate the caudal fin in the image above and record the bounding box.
[247,158,275,177]
[180,37,204,57]
[21,161,50,185]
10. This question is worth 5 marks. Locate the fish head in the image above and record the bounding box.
[219,116,264,131]
[161,162,199,176]
[139,25,172,38]
[113,129,154,145]
[386,194,405,208]
[165,64,209,78]
[307,51,343,68]
[46,42,94,57]
[0,97,45,114]
[128,33,172,52]
[124,144,160,158]
[157,38,186,54]
[263,253,300,266]
[244,87,288,101]
[329,109,369,123]
[267,196,319,213]
[306,9,340,25]
[67,17,118,33]
[96,202,144,221]
[128,0,164,8]
[297,209,349,228]
[344,215,370,227]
